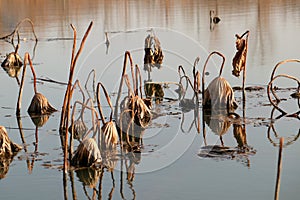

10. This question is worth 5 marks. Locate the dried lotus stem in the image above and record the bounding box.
[84,69,96,101]
[0,18,38,43]
[114,51,134,119]
[60,21,93,173]
[96,82,114,124]
[267,74,300,116]
[270,59,300,103]
[275,137,284,200]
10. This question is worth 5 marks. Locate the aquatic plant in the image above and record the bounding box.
[96,82,119,149]
[0,18,38,44]
[269,59,300,103]
[143,31,164,71]
[232,30,249,97]
[71,137,102,167]
[1,44,23,84]
[202,51,237,112]
[0,126,22,158]
[16,53,56,116]
[58,22,93,172]
[267,74,300,117]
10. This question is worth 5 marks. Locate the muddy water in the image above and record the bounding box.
[0,1,300,199]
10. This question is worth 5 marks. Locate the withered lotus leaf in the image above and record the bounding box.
[68,119,88,140]
[27,93,57,115]
[144,82,164,101]
[144,33,164,69]
[1,52,23,69]
[232,35,247,77]
[125,95,152,128]
[0,126,22,157]
[101,121,119,149]
[203,77,238,110]
[71,137,102,167]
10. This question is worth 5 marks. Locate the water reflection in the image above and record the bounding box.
[200,109,256,167]
[267,108,300,147]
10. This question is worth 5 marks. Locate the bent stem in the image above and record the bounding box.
[270,59,300,103]
[16,52,36,115]
[267,74,300,116]
[114,51,134,120]
[84,69,96,101]
[96,82,114,125]
[0,18,38,43]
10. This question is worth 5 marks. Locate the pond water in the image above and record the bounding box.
[1,1,300,199]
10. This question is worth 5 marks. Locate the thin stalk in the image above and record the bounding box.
[270,59,300,102]
[96,82,114,124]
[274,137,284,200]
[114,51,134,120]
[267,74,300,115]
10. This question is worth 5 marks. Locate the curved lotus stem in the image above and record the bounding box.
[267,74,300,116]
[123,74,134,96]
[72,99,99,140]
[84,69,96,101]
[16,52,37,114]
[114,51,134,119]
[270,59,300,102]
[96,82,114,124]
[26,53,37,94]
[71,80,86,107]
[0,18,38,42]
[179,75,198,100]
[202,51,226,103]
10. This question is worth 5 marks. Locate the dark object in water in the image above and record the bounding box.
[210,10,221,24]
[0,126,22,158]
[71,138,102,167]
[291,92,300,99]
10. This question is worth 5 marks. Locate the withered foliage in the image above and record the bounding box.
[144,32,164,70]
[97,82,119,149]
[71,138,102,167]
[202,51,238,111]
[203,77,238,110]
[232,31,249,77]
[27,93,57,115]
[0,126,22,158]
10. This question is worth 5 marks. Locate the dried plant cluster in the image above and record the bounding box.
[0,17,298,181]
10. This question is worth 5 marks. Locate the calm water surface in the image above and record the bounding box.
[0,1,300,199]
